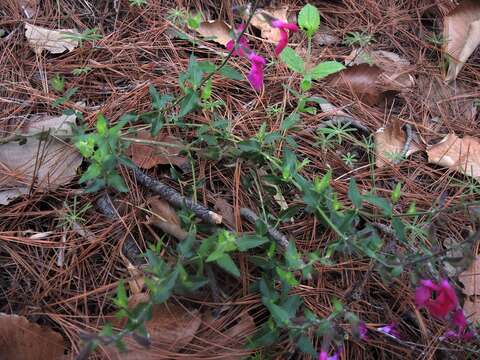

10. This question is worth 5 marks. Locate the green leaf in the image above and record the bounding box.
[149,86,173,110]
[297,335,316,355]
[51,75,65,93]
[96,114,108,136]
[201,78,213,101]
[179,91,200,118]
[237,235,269,251]
[281,112,300,131]
[310,61,345,80]
[298,3,320,37]
[391,182,402,204]
[219,65,243,80]
[348,178,362,209]
[215,254,240,277]
[51,87,78,107]
[300,74,312,91]
[363,194,392,216]
[107,172,129,192]
[266,301,291,326]
[188,12,202,29]
[79,163,102,183]
[279,47,305,74]
[197,61,216,73]
[114,279,128,309]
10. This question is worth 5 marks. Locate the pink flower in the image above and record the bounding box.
[271,19,299,56]
[359,321,368,340]
[445,309,475,341]
[247,52,266,91]
[415,279,458,319]
[378,323,400,339]
[319,351,338,360]
[226,24,250,57]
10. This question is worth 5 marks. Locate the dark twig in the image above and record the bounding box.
[132,167,222,224]
[240,207,289,249]
[394,123,413,165]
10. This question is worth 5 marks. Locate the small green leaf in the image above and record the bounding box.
[310,61,345,80]
[149,86,173,110]
[348,178,362,209]
[219,65,243,80]
[237,235,269,251]
[187,12,202,29]
[197,61,216,73]
[96,114,108,136]
[364,194,392,216]
[281,112,300,131]
[391,182,402,204]
[51,75,65,93]
[107,172,129,192]
[115,279,128,309]
[51,87,78,107]
[179,90,200,118]
[297,335,316,355]
[79,163,101,183]
[266,302,291,326]
[298,3,320,38]
[201,78,213,101]
[300,74,312,91]
[279,47,305,74]
[215,254,240,277]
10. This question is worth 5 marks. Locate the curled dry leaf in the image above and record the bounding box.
[443,0,480,82]
[345,49,415,90]
[25,23,80,54]
[427,133,480,179]
[127,130,187,169]
[460,257,480,323]
[329,64,384,105]
[0,112,82,205]
[0,313,65,360]
[195,21,231,46]
[374,119,422,168]
[147,196,188,240]
[106,294,202,359]
[312,28,341,46]
[250,6,288,42]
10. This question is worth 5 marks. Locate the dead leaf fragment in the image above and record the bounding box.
[329,64,384,105]
[0,313,65,360]
[25,23,80,54]
[147,196,188,240]
[0,112,82,205]
[19,0,37,18]
[106,294,202,359]
[214,198,235,226]
[250,6,289,42]
[345,49,415,90]
[374,119,422,168]
[195,21,231,46]
[443,0,480,82]
[427,133,480,179]
[127,131,186,169]
[460,257,480,323]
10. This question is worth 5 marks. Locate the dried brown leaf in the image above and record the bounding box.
[127,131,186,169]
[24,23,80,54]
[329,64,383,105]
[0,112,82,205]
[460,257,480,323]
[443,0,480,82]
[147,196,187,240]
[106,294,202,359]
[250,6,288,42]
[427,133,480,179]
[195,21,231,46]
[214,198,235,226]
[0,313,65,360]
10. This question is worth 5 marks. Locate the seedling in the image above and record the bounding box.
[343,31,375,47]
[72,66,92,76]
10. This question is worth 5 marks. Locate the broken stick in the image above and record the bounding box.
[240,207,289,249]
[132,167,222,225]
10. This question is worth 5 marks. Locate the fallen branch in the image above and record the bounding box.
[132,167,222,225]
[240,207,289,249]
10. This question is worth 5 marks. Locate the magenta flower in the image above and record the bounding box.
[318,351,338,360]
[444,309,475,341]
[226,24,250,57]
[378,323,400,339]
[247,52,266,91]
[359,321,368,340]
[271,19,299,55]
[415,279,458,319]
